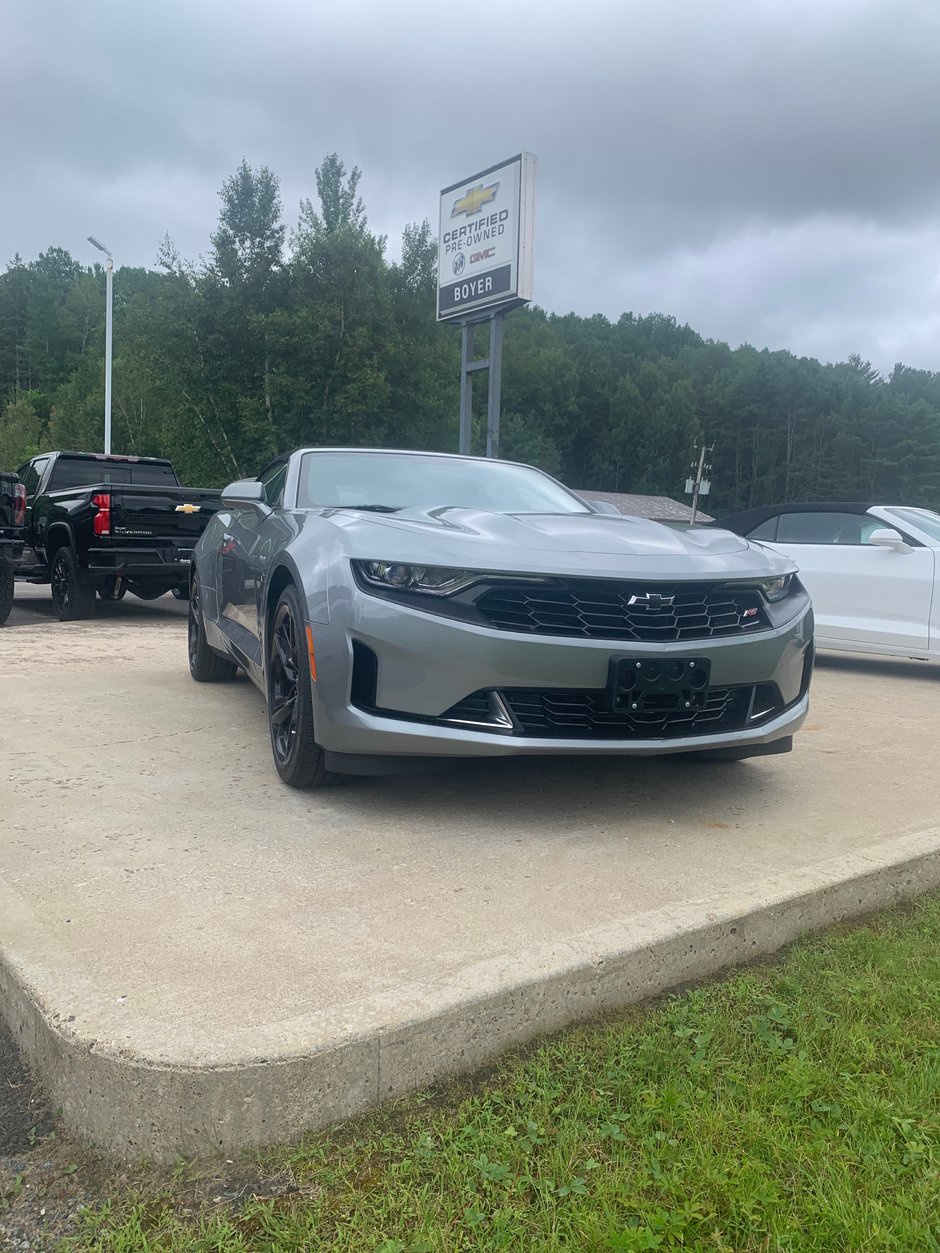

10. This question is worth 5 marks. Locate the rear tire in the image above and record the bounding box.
[188,576,238,682]
[0,563,13,625]
[267,586,338,788]
[50,547,96,621]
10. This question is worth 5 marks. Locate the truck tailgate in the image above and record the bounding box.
[108,487,223,541]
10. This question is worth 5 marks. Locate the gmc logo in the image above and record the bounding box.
[470,247,496,264]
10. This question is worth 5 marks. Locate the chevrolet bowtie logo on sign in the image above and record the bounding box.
[175,503,201,514]
[451,182,499,218]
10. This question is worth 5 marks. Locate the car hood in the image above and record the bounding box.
[322,508,796,580]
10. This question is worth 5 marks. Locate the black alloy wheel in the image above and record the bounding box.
[50,547,95,621]
[188,575,237,682]
[267,585,336,788]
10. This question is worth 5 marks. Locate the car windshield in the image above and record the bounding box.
[297,451,592,515]
[882,507,940,544]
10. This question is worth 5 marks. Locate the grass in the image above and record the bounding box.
[68,896,940,1252]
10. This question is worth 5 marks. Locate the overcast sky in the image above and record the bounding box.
[4,0,940,372]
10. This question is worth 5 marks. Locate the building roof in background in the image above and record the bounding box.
[574,490,713,523]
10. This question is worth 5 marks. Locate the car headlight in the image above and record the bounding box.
[355,560,479,595]
[761,574,793,602]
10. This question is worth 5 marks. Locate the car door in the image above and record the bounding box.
[756,510,933,653]
[218,461,290,653]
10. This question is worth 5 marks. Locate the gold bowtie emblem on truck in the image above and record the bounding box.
[175,503,201,514]
[451,182,499,217]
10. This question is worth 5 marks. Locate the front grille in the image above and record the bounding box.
[475,580,767,641]
[444,692,492,722]
[497,684,765,739]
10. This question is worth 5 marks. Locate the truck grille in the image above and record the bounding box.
[475,581,767,641]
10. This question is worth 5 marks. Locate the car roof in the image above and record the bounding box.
[718,502,875,532]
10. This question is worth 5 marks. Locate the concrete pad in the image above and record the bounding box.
[2,600,940,1160]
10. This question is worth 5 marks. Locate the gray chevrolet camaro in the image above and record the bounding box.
[188,448,814,787]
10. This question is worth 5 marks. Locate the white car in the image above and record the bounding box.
[718,503,940,660]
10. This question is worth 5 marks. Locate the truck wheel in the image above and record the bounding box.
[266,586,339,788]
[0,564,12,625]
[188,578,237,682]
[98,577,127,602]
[50,548,96,621]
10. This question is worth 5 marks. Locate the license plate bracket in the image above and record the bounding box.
[607,655,712,713]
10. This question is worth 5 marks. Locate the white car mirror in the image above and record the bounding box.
[868,527,913,554]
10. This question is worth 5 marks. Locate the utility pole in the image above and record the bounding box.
[685,442,713,524]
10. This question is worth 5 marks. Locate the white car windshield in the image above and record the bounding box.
[883,507,940,544]
[297,451,592,515]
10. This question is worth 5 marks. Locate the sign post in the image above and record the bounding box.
[438,153,536,458]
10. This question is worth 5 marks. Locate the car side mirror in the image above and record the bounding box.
[591,500,621,516]
[868,527,913,554]
[221,479,270,514]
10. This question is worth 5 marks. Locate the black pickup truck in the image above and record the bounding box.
[13,451,222,620]
[1,470,26,624]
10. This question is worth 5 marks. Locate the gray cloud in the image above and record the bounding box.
[3,0,939,369]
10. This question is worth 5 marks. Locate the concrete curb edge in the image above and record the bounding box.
[2,826,939,1161]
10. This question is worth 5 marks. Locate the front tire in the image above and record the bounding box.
[0,563,13,625]
[267,586,337,788]
[51,548,96,621]
[188,576,237,682]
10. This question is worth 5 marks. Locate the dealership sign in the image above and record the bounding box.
[437,153,536,321]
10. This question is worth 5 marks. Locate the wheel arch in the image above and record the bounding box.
[45,523,74,561]
[265,563,299,653]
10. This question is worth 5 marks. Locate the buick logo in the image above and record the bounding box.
[452,252,466,276]
[628,592,675,609]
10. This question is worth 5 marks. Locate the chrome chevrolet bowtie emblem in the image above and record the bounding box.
[628,592,675,609]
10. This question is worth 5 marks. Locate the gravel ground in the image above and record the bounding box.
[0,1020,305,1250]
[0,1018,90,1251]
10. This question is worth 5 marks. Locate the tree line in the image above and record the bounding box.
[2,154,938,514]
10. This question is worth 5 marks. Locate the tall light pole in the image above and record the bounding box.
[87,235,113,455]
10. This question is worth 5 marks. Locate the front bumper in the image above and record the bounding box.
[308,589,814,759]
